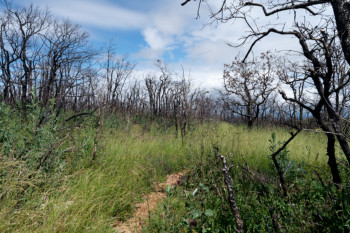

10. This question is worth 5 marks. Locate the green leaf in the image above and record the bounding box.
[205,209,214,217]
[165,185,171,193]
[163,203,169,213]
[192,210,201,219]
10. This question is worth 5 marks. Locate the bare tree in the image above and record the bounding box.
[0,1,50,112]
[274,20,350,183]
[100,41,135,110]
[223,52,278,127]
[0,1,97,117]
[40,20,94,109]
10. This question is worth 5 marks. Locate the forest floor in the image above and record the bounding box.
[114,171,187,233]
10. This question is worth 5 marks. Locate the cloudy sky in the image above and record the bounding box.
[12,0,303,88]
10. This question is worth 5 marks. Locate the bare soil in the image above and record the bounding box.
[115,171,186,233]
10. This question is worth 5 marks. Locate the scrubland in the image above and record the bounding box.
[0,107,348,232]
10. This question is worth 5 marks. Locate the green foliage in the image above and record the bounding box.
[0,98,60,169]
[0,109,348,232]
[146,132,349,233]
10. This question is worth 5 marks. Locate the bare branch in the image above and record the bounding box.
[244,1,327,16]
[181,0,192,6]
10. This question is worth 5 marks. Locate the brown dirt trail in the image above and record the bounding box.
[114,171,186,233]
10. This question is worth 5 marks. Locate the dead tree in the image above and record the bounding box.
[101,41,134,110]
[1,2,50,113]
[276,21,350,183]
[223,52,278,127]
[41,20,94,109]
[144,60,173,119]
[0,1,97,115]
[0,13,19,104]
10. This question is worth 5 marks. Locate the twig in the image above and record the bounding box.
[36,135,69,169]
[282,161,293,178]
[313,170,335,202]
[270,129,301,197]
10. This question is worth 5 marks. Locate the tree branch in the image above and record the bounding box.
[181,0,192,6]
[244,0,327,16]
[65,108,98,122]
[269,129,301,196]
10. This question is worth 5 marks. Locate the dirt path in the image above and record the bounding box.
[115,171,187,233]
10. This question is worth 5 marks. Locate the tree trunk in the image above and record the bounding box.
[331,0,350,66]
[21,78,27,113]
[323,98,350,164]
[325,132,342,185]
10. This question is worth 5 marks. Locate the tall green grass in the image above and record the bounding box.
[0,116,332,232]
[212,123,329,168]
[144,123,348,233]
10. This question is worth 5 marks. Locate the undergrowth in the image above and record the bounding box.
[0,105,348,232]
[145,133,350,233]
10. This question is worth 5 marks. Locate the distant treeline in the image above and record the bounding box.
[1,1,346,129]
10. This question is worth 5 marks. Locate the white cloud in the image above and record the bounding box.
[186,40,235,66]
[150,0,201,35]
[32,0,147,30]
[133,63,223,90]
[142,27,172,51]
[134,47,163,60]
[190,70,223,89]
[135,0,201,58]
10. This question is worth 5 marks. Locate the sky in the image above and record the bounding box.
[12,0,304,89]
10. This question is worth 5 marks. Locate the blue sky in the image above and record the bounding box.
[12,0,302,88]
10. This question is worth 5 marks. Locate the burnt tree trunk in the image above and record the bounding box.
[331,0,350,66]
[325,132,342,185]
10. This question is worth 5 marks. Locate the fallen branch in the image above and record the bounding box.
[219,153,244,233]
[36,135,69,170]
